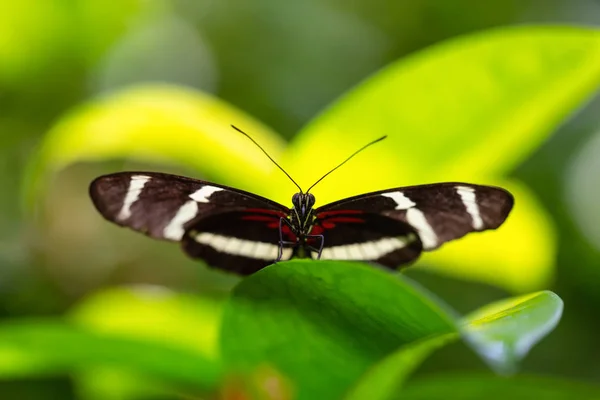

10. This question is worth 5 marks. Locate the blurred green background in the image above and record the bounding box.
[2,0,600,398]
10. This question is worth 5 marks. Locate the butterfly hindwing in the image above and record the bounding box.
[316,183,513,250]
[183,209,292,275]
[89,172,289,242]
[310,211,423,268]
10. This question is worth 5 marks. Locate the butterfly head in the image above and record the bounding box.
[292,192,316,218]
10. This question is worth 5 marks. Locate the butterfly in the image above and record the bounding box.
[89,126,513,275]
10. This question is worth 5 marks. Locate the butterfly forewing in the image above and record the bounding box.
[310,212,423,268]
[317,183,513,250]
[90,172,289,242]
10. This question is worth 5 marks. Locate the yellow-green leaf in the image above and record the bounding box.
[282,26,600,193]
[23,84,287,209]
[276,26,600,291]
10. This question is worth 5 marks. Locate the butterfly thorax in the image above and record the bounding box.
[290,193,316,236]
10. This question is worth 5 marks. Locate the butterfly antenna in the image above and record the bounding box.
[231,125,304,193]
[306,135,387,193]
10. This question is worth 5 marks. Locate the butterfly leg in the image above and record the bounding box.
[277,217,296,262]
[306,234,325,259]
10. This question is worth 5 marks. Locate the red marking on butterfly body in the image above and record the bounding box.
[242,209,288,229]
[310,225,324,235]
[317,211,365,229]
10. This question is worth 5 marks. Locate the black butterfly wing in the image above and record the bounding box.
[91,173,513,274]
[316,182,513,252]
[308,212,423,269]
[89,172,289,242]
[182,209,294,275]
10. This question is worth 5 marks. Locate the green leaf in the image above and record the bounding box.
[462,290,563,374]
[220,260,456,400]
[343,333,457,400]
[68,286,224,400]
[220,261,563,400]
[399,373,600,400]
[69,285,223,360]
[345,290,562,400]
[277,26,600,291]
[0,286,223,400]
[0,319,222,391]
